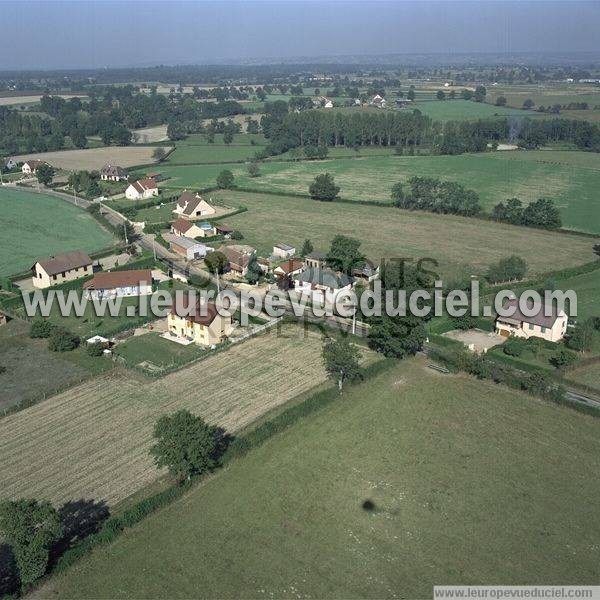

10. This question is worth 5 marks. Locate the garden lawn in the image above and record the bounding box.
[157,151,600,234]
[114,332,206,372]
[209,190,594,281]
[39,358,600,598]
[0,187,115,276]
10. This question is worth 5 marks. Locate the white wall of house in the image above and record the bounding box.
[495,313,568,342]
[85,283,153,300]
[33,263,92,289]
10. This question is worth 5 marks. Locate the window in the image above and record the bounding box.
[528,323,534,330]
[541,326,546,333]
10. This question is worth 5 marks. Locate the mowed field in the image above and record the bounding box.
[0,94,86,107]
[40,359,600,598]
[412,99,534,122]
[210,190,595,280]
[157,151,600,233]
[0,187,114,275]
[0,325,337,507]
[13,145,172,171]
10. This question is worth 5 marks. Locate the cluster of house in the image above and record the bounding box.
[311,94,388,110]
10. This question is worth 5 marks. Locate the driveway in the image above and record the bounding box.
[442,328,506,353]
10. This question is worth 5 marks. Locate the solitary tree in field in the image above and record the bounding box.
[322,337,362,392]
[436,90,446,100]
[309,173,339,201]
[152,147,166,161]
[150,410,218,480]
[216,169,235,189]
[36,163,55,186]
[0,499,62,587]
[246,162,260,177]
[523,98,535,110]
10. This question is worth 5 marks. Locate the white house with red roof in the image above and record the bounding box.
[125,178,159,200]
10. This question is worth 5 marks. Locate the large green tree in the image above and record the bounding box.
[326,235,364,274]
[308,173,339,201]
[322,336,362,392]
[36,163,55,186]
[216,169,235,189]
[0,499,62,587]
[150,410,218,480]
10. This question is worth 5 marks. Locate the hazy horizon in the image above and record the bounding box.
[1,1,599,71]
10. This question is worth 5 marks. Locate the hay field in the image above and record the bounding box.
[131,125,168,143]
[211,190,595,280]
[0,325,336,506]
[13,145,172,171]
[0,94,86,107]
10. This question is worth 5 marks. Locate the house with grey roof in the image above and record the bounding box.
[293,267,353,306]
[495,298,568,343]
[100,164,128,181]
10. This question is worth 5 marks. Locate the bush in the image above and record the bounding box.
[549,348,577,368]
[230,230,244,240]
[29,319,55,338]
[486,255,527,283]
[48,328,80,352]
[86,343,105,357]
[453,314,477,330]
[503,340,524,357]
[216,169,234,189]
[309,173,340,201]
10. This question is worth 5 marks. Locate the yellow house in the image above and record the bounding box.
[495,298,568,343]
[167,297,233,346]
[32,250,93,289]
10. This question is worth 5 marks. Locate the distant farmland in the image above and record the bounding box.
[13,145,172,172]
[0,187,114,276]
[156,150,600,234]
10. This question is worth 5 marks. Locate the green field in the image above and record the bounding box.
[0,187,115,276]
[413,99,534,122]
[114,331,206,372]
[553,267,600,321]
[208,190,594,281]
[156,151,600,234]
[41,358,600,598]
[0,319,112,411]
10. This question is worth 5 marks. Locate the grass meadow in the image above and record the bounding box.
[156,151,600,234]
[209,190,594,281]
[39,358,600,598]
[0,187,115,276]
[412,99,534,121]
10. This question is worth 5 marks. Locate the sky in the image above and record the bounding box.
[1,0,599,70]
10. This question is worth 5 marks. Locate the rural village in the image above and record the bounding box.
[1,6,600,596]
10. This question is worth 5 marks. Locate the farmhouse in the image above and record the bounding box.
[371,94,387,108]
[304,251,327,269]
[167,296,233,347]
[170,218,207,239]
[83,269,154,299]
[351,259,379,282]
[274,258,304,279]
[172,191,216,220]
[273,243,296,259]
[220,244,256,276]
[293,267,353,305]
[22,159,47,174]
[125,178,159,200]
[313,96,333,108]
[32,250,93,289]
[495,298,568,342]
[165,233,212,260]
[100,164,128,181]
[3,157,17,170]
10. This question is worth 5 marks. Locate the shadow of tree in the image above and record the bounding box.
[0,543,19,597]
[49,498,110,568]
